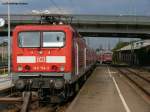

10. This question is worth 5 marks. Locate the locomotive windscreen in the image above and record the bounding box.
[18,31,65,48]
[18,32,40,47]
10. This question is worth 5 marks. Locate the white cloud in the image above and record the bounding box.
[31,7,73,15]
[47,7,73,14]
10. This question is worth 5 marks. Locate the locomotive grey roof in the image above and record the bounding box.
[117,40,150,51]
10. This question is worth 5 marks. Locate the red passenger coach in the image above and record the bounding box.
[97,51,112,64]
[12,25,96,102]
[102,52,112,64]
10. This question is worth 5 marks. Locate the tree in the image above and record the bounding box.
[112,41,129,51]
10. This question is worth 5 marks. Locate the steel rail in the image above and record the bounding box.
[126,68,150,83]
[117,68,150,96]
[20,92,31,112]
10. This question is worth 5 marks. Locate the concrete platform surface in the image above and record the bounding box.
[66,66,150,112]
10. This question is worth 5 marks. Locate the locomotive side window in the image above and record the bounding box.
[43,32,65,47]
[18,32,40,47]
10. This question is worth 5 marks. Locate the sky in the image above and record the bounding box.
[0,0,149,49]
[0,0,150,15]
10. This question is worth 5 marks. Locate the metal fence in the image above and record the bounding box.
[0,40,8,75]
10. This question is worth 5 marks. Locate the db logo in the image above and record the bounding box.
[36,56,46,63]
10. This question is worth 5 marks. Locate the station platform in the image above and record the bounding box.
[66,66,150,112]
[0,74,13,91]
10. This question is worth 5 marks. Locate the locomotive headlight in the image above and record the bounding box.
[24,65,31,71]
[38,50,43,54]
[54,79,64,89]
[18,65,23,71]
[60,65,65,71]
[51,65,58,71]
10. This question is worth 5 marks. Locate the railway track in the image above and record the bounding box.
[1,103,69,112]
[0,66,95,112]
[126,68,150,83]
[117,67,150,97]
[0,81,76,112]
[0,92,71,112]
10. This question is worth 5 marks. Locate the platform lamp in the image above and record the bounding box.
[2,1,28,82]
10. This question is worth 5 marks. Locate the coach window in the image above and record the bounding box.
[18,32,40,47]
[43,32,65,47]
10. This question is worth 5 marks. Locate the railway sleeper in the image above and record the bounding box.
[0,95,39,104]
[0,91,39,112]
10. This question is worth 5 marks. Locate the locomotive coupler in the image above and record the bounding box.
[26,79,33,91]
[38,75,45,99]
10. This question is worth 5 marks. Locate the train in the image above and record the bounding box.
[12,25,97,103]
[113,40,150,66]
[97,51,112,64]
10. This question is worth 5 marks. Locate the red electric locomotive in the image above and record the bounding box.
[12,25,96,102]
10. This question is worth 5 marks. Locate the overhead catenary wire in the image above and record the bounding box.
[49,0,63,14]
[67,0,76,13]
[71,0,81,14]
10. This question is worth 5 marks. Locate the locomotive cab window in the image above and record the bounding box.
[18,31,65,48]
[43,32,65,47]
[18,32,40,47]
